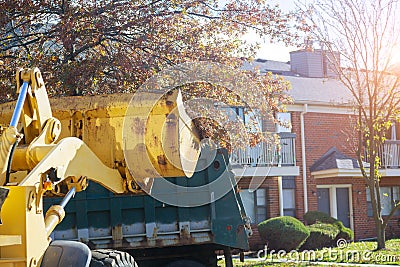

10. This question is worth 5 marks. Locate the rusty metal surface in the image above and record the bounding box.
[0,91,201,186]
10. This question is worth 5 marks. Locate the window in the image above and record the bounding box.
[282,176,296,216]
[276,112,292,133]
[366,186,400,216]
[240,189,255,222]
[256,189,268,223]
[220,106,262,132]
[221,106,245,123]
[239,188,268,224]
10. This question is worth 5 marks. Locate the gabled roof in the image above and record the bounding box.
[243,59,355,106]
[242,59,291,74]
[284,76,354,106]
[310,147,359,172]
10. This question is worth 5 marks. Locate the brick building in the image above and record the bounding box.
[230,50,400,250]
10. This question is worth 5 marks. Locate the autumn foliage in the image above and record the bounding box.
[0,0,299,95]
[0,0,299,147]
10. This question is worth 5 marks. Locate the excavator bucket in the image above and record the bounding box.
[123,90,201,183]
[0,89,201,188]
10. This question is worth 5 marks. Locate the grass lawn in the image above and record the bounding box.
[219,239,400,267]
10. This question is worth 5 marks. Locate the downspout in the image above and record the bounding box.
[278,176,284,216]
[300,104,308,213]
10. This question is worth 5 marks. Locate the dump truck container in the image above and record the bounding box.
[44,147,249,266]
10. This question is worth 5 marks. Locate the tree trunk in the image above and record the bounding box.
[375,222,386,250]
[369,183,386,250]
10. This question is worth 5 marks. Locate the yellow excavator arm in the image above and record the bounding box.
[0,68,126,192]
[0,68,201,267]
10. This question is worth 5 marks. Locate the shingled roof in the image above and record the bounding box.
[310,147,359,172]
[242,59,355,106]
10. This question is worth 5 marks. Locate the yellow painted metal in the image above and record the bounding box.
[0,186,50,267]
[44,205,65,238]
[0,68,59,186]
[0,235,21,246]
[124,90,201,183]
[0,127,19,184]
[16,68,53,144]
[19,137,125,194]
[0,90,201,185]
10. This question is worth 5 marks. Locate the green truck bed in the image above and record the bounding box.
[44,148,250,267]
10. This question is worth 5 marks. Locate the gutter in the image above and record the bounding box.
[300,104,308,213]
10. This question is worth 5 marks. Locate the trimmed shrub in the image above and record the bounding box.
[304,211,354,240]
[258,216,310,251]
[301,211,354,250]
[303,211,336,225]
[333,221,354,241]
[300,223,339,250]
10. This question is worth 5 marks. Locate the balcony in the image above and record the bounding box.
[358,140,400,177]
[230,132,299,177]
[379,140,400,169]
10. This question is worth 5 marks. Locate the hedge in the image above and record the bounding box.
[258,216,310,251]
[300,223,339,250]
[303,211,336,225]
[301,211,354,250]
[333,220,354,241]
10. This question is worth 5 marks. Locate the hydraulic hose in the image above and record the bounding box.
[5,139,20,184]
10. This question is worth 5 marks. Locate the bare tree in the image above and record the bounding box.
[297,0,400,249]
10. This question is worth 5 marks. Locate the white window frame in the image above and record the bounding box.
[276,112,292,133]
[239,188,268,224]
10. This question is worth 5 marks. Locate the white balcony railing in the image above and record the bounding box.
[379,140,400,168]
[230,132,296,167]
